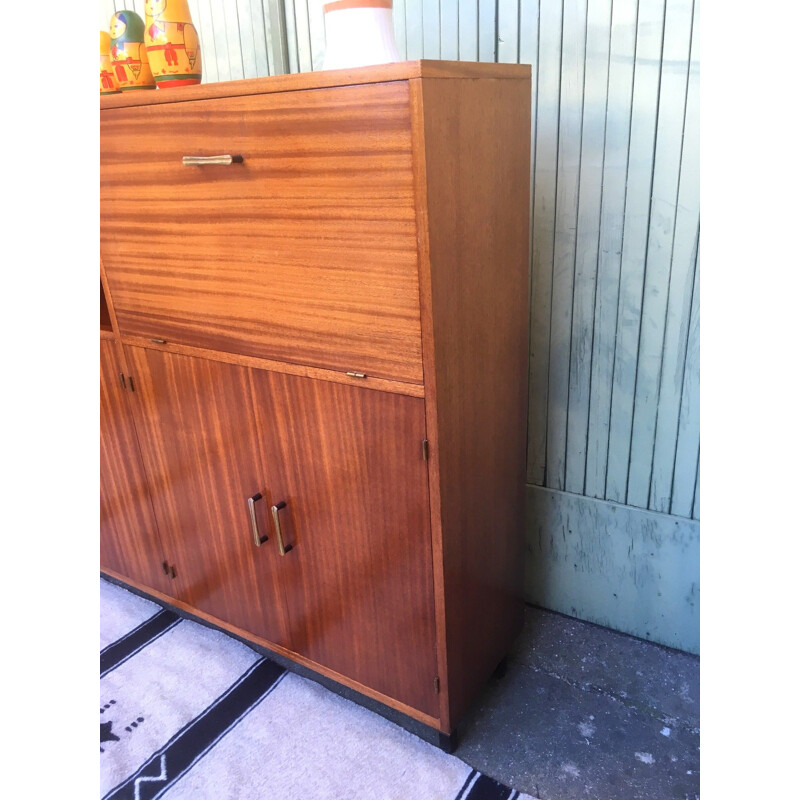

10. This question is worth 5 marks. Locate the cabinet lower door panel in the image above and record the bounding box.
[124,346,291,649]
[101,339,172,596]
[251,371,439,718]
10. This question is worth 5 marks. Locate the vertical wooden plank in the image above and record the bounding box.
[650,0,699,512]
[563,0,613,494]
[520,3,539,478]
[195,0,220,83]
[478,0,497,61]
[223,0,246,80]
[208,0,233,81]
[292,0,314,71]
[519,0,540,67]
[458,0,479,61]
[405,0,424,59]
[626,0,694,509]
[236,0,261,78]
[248,0,271,77]
[282,0,301,72]
[545,0,588,491]
[584,0,637,498]
[604,0,666,503]
[307,0,327,69]
[422,0,441,58]
[670,240,699,518]
[263,0,289,75]
[394,0,409,58]
[497,0,521,63]
[526,0,562,485]
[441,0,460,60]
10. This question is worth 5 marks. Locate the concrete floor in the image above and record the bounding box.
[456,606,700,800]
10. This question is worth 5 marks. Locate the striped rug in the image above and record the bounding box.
[100,579,537,800]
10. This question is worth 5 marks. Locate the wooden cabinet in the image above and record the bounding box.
[123,346,292,649]
[100,61,531,744]
[100,82,423,383]
[100,339,171,597]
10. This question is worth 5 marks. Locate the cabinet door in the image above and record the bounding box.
[251,371,439,717]
[124,346,291,648]
[100,339,172,596]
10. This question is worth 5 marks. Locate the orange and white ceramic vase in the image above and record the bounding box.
[100,31,121,94]
[322,0,400,70]
[144,0,202,88]
[110,10,156,90]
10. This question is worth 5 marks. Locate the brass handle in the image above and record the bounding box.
[182,154,244,166]
[150,338,167,344]
[248,492,268,547]
[271,501,293,555]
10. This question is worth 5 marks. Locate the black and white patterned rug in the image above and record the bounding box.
[100,579,536,800]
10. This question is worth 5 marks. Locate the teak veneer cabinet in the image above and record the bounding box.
[100,60,531,746]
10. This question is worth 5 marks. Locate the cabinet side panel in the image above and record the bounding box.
[416,76,531,729]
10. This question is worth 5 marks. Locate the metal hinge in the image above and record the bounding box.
[434,676,440,694]
[422,439,429,461]
[345,371,367,379]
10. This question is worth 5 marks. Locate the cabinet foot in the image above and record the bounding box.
[437,728,459,754]
[492,656,509,680]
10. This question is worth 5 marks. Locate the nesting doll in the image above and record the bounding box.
[144,0,202,88]
[110,10,156,90]
[100,31,121,95]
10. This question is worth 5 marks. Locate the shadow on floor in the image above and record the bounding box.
[456,606,700,800]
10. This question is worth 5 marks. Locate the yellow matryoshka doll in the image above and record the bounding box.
[110,10,156,90]
[144,0,202,88]
[100,31,121,94]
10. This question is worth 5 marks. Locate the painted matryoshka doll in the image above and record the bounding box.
[144,0,202,88]
[110,10,156,90]
[100,31,121,94]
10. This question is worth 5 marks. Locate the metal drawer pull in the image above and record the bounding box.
[150,338,167,344]
[247,492,268,547]
[271,501,293,555]
[182,154,244,166]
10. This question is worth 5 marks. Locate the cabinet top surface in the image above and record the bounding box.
[100,60,532,111]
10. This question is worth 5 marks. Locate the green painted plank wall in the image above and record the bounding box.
[527,485,699,653]
[99,0,701,652]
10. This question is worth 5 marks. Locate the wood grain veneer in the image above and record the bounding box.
[100,339,171,596]
[411,76,532,729]
[124,346,292,649]
[250,370,439,717]
[100,565,441,730]
[120,335,425,398]
[100,281,112,332]
[101,82,422,384]
[100,63,532,740]
[99,60,531,110]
